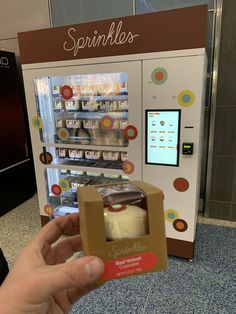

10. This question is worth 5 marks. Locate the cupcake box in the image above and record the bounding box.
[77,181,168,282]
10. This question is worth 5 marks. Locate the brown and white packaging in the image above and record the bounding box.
[77,180,167,282]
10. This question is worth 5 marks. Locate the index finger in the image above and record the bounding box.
[34,213,80,247]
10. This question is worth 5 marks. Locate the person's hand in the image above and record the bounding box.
[0,213,104,314]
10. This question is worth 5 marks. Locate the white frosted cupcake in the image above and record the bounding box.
[104,204,148,240]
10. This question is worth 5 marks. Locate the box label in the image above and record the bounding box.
[102,252,157,280]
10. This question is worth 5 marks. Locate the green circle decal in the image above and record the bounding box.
[151,68,168,85]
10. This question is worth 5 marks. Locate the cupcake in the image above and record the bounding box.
[104,204,148,240]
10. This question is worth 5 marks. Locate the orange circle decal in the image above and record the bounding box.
[151,68,168,84]
[57,128,69,141]
[122,160,135,174]
[173,219,188,232]
[155,71,164,81]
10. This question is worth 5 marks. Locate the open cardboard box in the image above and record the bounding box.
[78,181,167,282]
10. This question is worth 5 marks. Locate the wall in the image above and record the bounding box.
[50,0,133,25]
[206,0,236,220]
[0,0,51,57]
[0,1,52,212]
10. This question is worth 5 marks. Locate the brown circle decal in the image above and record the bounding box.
[173,177,189,192]
[39,152,53,164]
[173,219,188,232]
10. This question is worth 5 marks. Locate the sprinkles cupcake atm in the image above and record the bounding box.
[18,5,207,259]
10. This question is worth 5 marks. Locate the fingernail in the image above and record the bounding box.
[85,258,104,279]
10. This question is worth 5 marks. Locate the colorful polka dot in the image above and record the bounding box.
[51,184,62,196]
[44,204,54,216]
[57,128,69,141]
[59,179,70,191]
[124,125,138,140]
[122,160,135,174]
[151,68,168,84]
[61,85,73,99]
[178,90,195,107]
[173,178,189,192]
[39,152,53,164]
[173,219,188,232]
[164,209,179,222]
[32,116,42,129]
[100,115,114,130]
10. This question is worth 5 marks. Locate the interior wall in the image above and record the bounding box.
[50,0,133,26]
[206,0,236,220]
[0,1,52,207]
[0,0,51,57]
[0,0,51,103]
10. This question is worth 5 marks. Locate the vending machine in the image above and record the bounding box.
[18,5,207,259]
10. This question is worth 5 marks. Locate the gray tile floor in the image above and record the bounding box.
[0,195,235,313]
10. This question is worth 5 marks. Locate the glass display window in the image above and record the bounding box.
[45,168,128,217]
[42,146,127,170]
[34,72,129,146]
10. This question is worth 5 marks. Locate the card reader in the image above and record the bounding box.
[182,143,194,155]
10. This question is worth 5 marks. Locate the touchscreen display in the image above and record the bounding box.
[145,109,181,166]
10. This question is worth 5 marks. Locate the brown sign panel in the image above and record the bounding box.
[18,5,207,64]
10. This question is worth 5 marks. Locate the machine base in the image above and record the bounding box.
[167,237,194,260]
[41,215,50,226]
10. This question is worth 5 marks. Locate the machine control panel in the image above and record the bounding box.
[182,142,194,155]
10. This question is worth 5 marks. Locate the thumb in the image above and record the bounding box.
[39,256,104,297]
